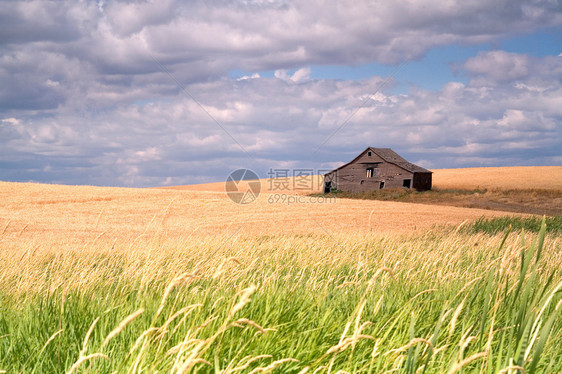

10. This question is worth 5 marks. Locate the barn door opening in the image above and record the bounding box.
[403,179,411,188]
[324,181,332,193]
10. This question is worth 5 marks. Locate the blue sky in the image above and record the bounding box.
[0,0,561,187]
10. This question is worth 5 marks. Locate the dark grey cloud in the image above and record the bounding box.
[0,1,90,44]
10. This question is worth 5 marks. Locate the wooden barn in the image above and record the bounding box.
[323,147,432,193]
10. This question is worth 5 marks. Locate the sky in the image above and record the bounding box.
[0,0,561,187]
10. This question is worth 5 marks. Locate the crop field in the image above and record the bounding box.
[162,167,562,194]
[0,173,561,373]
[165,167,562,216]
[432,167,562,191]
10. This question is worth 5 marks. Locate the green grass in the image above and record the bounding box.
[1,224,561,373]
[467,215,562,235]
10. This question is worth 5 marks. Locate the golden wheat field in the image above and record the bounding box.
[0,179,522,245]
[162,166,562,194]
[159,176,324,194]
[1,168,561,373]
[432,166,562,191]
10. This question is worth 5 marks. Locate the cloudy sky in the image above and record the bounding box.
[1,0,561,187]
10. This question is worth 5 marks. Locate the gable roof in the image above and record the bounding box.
[325,147,432,175]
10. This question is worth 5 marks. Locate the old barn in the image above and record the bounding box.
[323,147,432,193]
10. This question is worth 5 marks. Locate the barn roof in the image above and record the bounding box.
[325,147,432,174]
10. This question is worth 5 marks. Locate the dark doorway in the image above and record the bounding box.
[380,181,385,189]
[403,179,411,188]
[324,181,332,193]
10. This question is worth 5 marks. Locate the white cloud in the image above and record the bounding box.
[238,73,261,80]
[274,70,289,79]
[45,79,60,88]
[465,51,530,83]
[134,147,161,161]
[2,117,20,125]
[273,67,310,82]
[290,67,310,82]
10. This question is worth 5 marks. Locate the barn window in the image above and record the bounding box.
[366,168,374,178]
[403,179,411,188]
[368,151,372,156]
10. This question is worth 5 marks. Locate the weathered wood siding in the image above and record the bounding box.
[412,173,432,191]
[324,149,432,193]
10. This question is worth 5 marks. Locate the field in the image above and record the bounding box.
[161,166,562,194]
[166,166,562,216]
[432,167,562,191]
[1,167,562,373]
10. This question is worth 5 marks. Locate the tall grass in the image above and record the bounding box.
[0,223,561,373]
[467,215,562,235]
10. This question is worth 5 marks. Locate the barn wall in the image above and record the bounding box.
[412,173,432,191]
[325,154,415,193]
[355,151,385,164]
[323,149,433,193]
